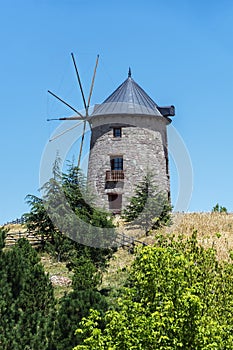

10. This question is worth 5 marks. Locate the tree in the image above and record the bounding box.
[24,159,116,266]
[24,157,63,250]
[212,203,228,213]
[0,229,55,350]
[73,232,233,349]
[122,173,172,234]
[51,257,108,350]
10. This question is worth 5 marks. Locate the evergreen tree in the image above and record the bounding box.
[212,203,228,213]
[0,229,55,350]
[122,173,172,234]
[51,257,107,350]
[0,228,13,349]
[24,159,116,266]
[24,157,63,249]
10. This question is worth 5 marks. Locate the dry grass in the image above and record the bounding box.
[148,212,233,262]
[4,223,26,233]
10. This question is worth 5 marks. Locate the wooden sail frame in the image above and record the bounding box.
[47,53,99,168]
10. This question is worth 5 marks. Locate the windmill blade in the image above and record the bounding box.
[48,90,84,118]
[47,115,87,121]
[48,53,99,169]
[49,121,83,142]
[77,55,99,168]
[87,54,99,109]
[77,120,87,168]
[71,52,87,112]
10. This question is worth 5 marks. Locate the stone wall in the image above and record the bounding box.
[87,114,170,212]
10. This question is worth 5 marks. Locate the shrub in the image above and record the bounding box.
[73,232,233,349]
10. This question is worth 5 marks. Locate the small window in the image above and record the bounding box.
[113,127,122,138]
[111,157,123,170]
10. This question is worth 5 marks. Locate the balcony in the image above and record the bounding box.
[106,170,124,182]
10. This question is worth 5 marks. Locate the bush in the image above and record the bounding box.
[74,232,233,349]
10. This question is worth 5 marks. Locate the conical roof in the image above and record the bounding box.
[91,69,175,118]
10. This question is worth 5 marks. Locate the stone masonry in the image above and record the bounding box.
[87,114,170,212]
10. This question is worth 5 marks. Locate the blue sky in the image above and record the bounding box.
[1,0,233,224]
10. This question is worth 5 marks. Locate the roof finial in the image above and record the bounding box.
[128,67,131,78]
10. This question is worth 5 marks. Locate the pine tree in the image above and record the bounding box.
[0,231,55,350]
[24,159,116,266]
[122,173,172,234]
[0,228,14,349]
[51,257,107,350]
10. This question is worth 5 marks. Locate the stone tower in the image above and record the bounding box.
[87,69,175,213]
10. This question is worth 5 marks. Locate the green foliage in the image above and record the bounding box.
[0,227,110,350]
[23,157,62,246]
[24,195,56,245]
[122,173,172,234]
[0,226,7,251]
[0,228,55,350]
[22,160,116,349]
[51,257,108,350]
[24,159,116,267]
[74,232,233,349]
[212,203,228,213]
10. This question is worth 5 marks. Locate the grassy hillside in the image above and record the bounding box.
[101,212,233,291]
[162,212,233,261]
[4,212,233,297]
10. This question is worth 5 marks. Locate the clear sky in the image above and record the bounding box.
[1,0,233,224]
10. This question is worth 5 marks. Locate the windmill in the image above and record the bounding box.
[47,56,176,214]
[47,52,99,168]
